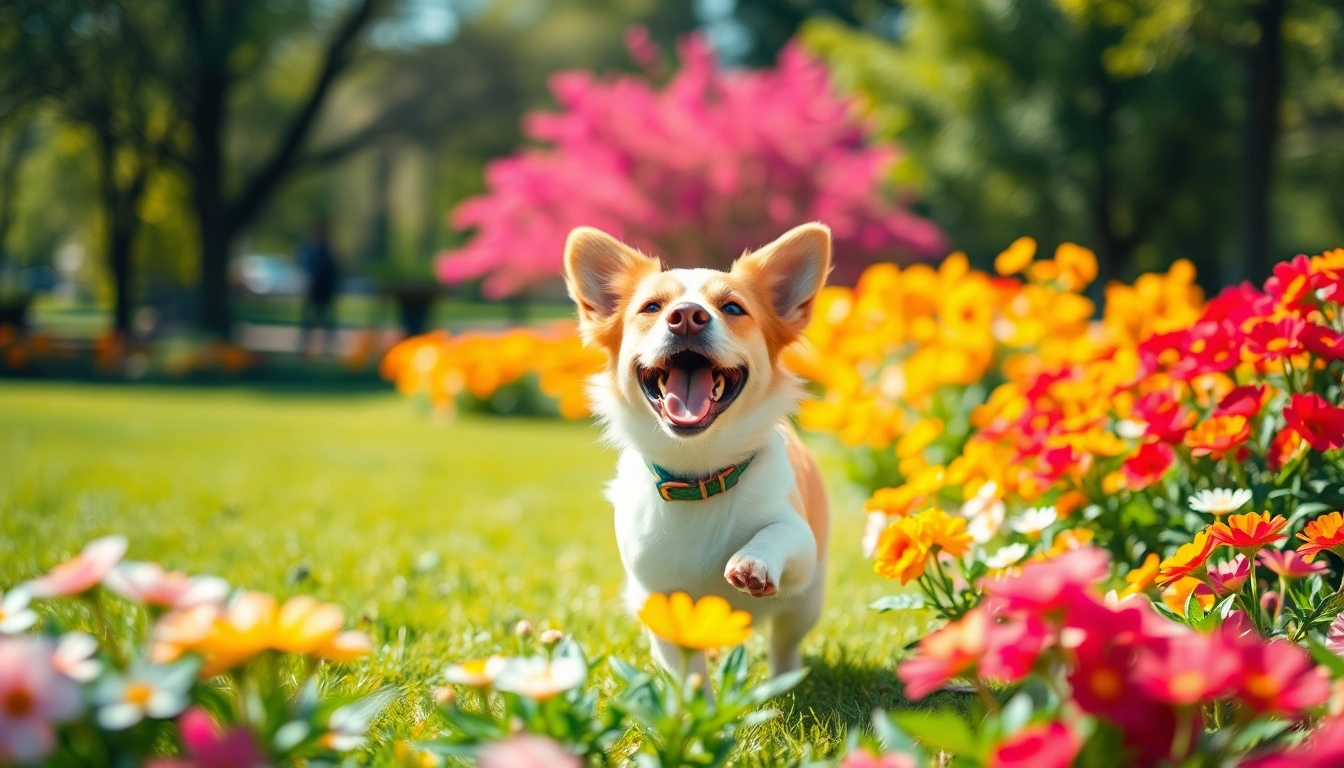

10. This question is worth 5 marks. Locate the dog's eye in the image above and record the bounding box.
[640,301,662,314]
[721,301,746,316]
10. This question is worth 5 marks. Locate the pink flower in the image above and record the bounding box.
[478,734,580,768]
[1132,631,1239,706]
[1241,715,1344,768]
[52,632,101,683]
[26,535,128,598]
[1259,549,1327,579]
[1207,555,1250,596]
[984,547,1109,614]
[1325,613,1344,657]
[104,563,229,610]
[0,637,82,763]
[169,708,266,768]
[990,721,1080,768]
[840,749,916,768]
[897,608,988,700]
[980,612,1050,683]
[1233,637,1330,715]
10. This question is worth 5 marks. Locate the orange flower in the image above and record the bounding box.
[995,237,1036,277]
[1162,576,1216,616]
[1183,415,1252,459]
[1296,512,1344,562]
[1157,531,1216,587]
[1121,553,1161,597]
[873,517,931,585]
[1208,512,1289,550]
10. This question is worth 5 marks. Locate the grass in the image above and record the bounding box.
[0,382,937,763]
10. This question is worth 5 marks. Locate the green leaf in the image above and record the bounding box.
[871,710,928,763]
[608,656,645,683]
[869,594,926,612]
[749,668,809,704]
[890,709,978,757]
[741,709,781,727]
[1150,598,1186,625]
[999,692,1035,736]
[1307,636,1344,678]
[1230,718,1292,751]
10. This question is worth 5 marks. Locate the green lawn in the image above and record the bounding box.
[0,383,931,762]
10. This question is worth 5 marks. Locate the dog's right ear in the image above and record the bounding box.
[563,227,660,345]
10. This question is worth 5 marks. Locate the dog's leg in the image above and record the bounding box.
[724,517,816,599]
[767,567,824,676]
[648,630,709,680]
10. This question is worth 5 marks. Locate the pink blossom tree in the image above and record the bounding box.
[437,28,946,299]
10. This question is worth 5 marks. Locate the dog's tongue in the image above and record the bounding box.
[663,367,715,427]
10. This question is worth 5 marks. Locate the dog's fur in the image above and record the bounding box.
[563,223,832,676]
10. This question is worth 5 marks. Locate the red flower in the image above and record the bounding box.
[1284,393,1344,452]
[896,609,987,700]
[1183,414,1252,459]
[980,612,1050,683]
[990,721,1080,768]
[1267,427,1305,471]
[1121,441,1173,491]
[1304,324,1344,361]
[985,547,1110,614]
[1215,385,1269,419]
[1265,254,1317,309]
[1244,316,1308,361]
[1132,391,1195,443]
[1133,631,1239,705]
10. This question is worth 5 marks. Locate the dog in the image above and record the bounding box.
[562,223,831,676]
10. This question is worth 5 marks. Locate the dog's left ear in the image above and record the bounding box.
[733,223,832,337]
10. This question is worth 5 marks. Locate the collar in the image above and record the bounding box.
[645,454,757,502]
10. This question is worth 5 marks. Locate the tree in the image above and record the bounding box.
[437,31,945,300]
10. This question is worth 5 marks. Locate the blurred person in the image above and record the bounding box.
[298,221,342,358]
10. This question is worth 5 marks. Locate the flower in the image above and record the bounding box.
[985,547,1109,613]
[93,660,197,730]
[1157,531,1217,586]
[1259,549,1327,579]
[104,563,229,610]
[897,608,987,699]
[25,535,128,598]
[638,592,752,650]
[1234,638,1331,715]
[1267,427,1305,471]
[1009,506,1057,536]
[478,734,580,768]
[1133,631,1239,705]
[1208,512,1289,550]
[1207,555,1250,596]
[961,482,1006,544]
[443,658,507,688]
[1183,414,1252,459]
[994,236,1036,276]
[861,511,889,559]
[1297,511,1344,562]
[1120,441,1174,491]
[985,543,1029,570]
[1120,553,1161,597]
[1188,488,1253,516]
[493,657,586,701]
[1215,384,1269,418]
[170,708,266,768]
[873,518,930,585]
[896,418,943,459]
[990,721,1081,768]
[0,589,36,635]
[1161,576,1216,616]
[0,637,82,763]
[1284,393,1344,452]
[1241,715,1344,768]
[52,632,101,683]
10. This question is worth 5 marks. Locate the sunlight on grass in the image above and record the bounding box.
[0,383,930,762]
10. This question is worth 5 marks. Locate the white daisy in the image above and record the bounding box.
[961,482,1006,544]
[493,656,586,701]
[1009,506,1058,536]
[1188,488,1253,516]
[53,631,102,683]
[442,656,508,687]
[985,543,1029,570]
[93,660,197,730]
[0,587,37,635]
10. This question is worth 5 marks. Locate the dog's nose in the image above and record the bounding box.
[666,302,711,336]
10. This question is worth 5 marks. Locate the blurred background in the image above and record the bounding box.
[0,0,1342,382]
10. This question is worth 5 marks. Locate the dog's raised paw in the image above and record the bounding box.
[725,555,776,597]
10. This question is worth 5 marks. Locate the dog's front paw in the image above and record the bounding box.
[725,555,776,597]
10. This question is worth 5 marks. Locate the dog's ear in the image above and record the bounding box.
[733,223,831,338]
[563,227,661,342]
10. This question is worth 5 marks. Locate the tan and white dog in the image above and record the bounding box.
[562,223,831,676]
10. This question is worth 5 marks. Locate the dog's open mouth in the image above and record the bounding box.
[637,350,747,434]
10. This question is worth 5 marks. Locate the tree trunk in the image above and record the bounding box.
[108,218,134,334]
[191,66,234,339]
[1235,0,1285,284]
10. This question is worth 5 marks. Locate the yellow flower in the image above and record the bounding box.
[995,237,1036,276]
[1120,553,1160,597]
[896,418,943,459]
[873,508,972,584]
[1054,242,1098,291]
[638,593,752,651]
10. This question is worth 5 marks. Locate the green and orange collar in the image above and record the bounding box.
[645,454,757,502]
